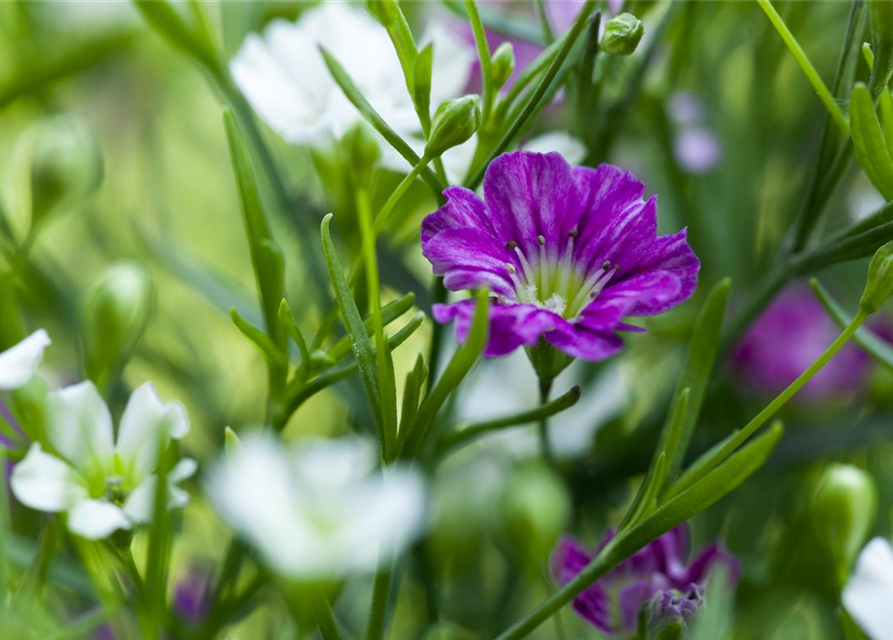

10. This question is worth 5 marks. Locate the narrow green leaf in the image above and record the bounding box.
[231,308,287,368]
[880,90,893,153]
[398,354,427,442]
[223,109,287,349]
[132,0,219,74]
[318,47,445,195]
[144,441,175,633]
[466,0,494,120]
[436,385,581,456]
[400,292,490,458]
[327,293,416,362]
[812,278,893,373]
[413,44,434,134]
[622,452,666,529]
[278,312,425,423]
[656,279,730,481]
[278,299,311,368]
[321,214,384,445]
[851,82,893,200]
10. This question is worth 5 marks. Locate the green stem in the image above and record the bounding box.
[315,592,343,640]
[365,560,393,640]
[673,308,868,498]
[373,155,434,234]
[466,0,494,124]
[756,0,850,135]
[436,385,581,456]
[538,378,554,463]
[534,0,555,44]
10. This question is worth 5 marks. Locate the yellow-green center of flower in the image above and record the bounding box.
[503,233,616,320]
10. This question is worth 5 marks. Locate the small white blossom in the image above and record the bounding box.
[209,434,426,581]
[0,330,51,390]
[843,537,893,640]
[230,2,473,154]
[10,381,195,540]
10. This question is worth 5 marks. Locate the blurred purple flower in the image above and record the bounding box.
[731,285,888,399]
[551,525,738,635]
[422,151,699,360]
[668,92,721,174]
[173,566,212,624]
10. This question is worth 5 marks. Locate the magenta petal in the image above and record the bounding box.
[685,544,741,587]
[432,300,561,357]
[551,537,614,634]
[421,186,496,243]
[545,321,625,361]
[617,577,670,633]
[597,270,684,319]
[423,227,515,298]
[483,151,583,256]
[622,228,700,314]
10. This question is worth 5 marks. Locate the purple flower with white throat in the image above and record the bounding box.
[551,525,738,635]
[421,151,699,371]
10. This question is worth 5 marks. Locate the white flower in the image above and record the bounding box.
[209,434,426,581]
[843,537,893,640]
[230,3,473,152]
[10,381,194,540]
[0,330,51,390]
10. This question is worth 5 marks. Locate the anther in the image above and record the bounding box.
[505,263,516,274]
[536,235,546,246]
[506,240,518,250]
[602,260,611,270]
[568,229,579,238]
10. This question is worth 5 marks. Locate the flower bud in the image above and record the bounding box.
[425,95,481,158]
[27,116,103,230]
[860,239,893,314]
[366,0,399,27]
[811,464,877,584]
[498,463,570,575]
[341,122,381,187]
[224,427,242,457]
[601,13,645,56]
[82,261,155,387]
[491,42,516,89]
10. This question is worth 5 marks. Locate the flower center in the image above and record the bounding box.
[502,232,616,320]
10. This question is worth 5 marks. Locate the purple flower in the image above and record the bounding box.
[173,566,212,624]
[421,151,699,363]
[668,92,722,174]
[551,525,738,635]
[731,284,889,400]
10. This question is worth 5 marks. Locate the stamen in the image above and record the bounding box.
[506,240,518,250]
[513,246,536,287]
[557,234,575,299]
[536,235,546,245]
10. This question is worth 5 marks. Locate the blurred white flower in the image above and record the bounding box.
[843,537,893,640]
[231,3,473,156]
[209,434,426,581]
[10,381,194,540]
[0,330,50,390]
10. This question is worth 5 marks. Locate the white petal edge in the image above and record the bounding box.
[843,538,893,640]
[122,458,196,524]
[0,329,50,390]
[10,443,86,512]
[45,381,114,470]
[117,382,189,481]
[68,499,131,540]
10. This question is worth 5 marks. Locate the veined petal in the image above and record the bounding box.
[551,537,614,634]
[423,227,515,298]
[421,186,496,243]
[122,470,193,525]
[0,329,51,390]
[617,577,669,633]
[433,300,562,357]
[10,443,86,512]
[545,321,625,361]
[117,382,189,482]
[45,381,114,471]
[619,229,700,315]
[68,499,131,540]
[844,538,893,640]
[595,270,685,320]
[483,151,584,255]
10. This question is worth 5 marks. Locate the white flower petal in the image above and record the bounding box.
[45,381,114,470]
[10,443,86,512]
[844,538,893,640]
[521,132,587,165]
[122,463,194,525]
[292,437,377,489]
[67,499,131,540]
[117,382,189,481]
[0,329,50,390]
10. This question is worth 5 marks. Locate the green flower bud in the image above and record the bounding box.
[82,261,155,388]
[425,95,482,158]
[224,427,242,457]
[860,239,893,314]
[498,463,570,575]
[492,42,516,89]
[27,116,103,230]
[811,464,877,584]
[601,13,645,56]
[341,122,381,187]
[366,0,399,27]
